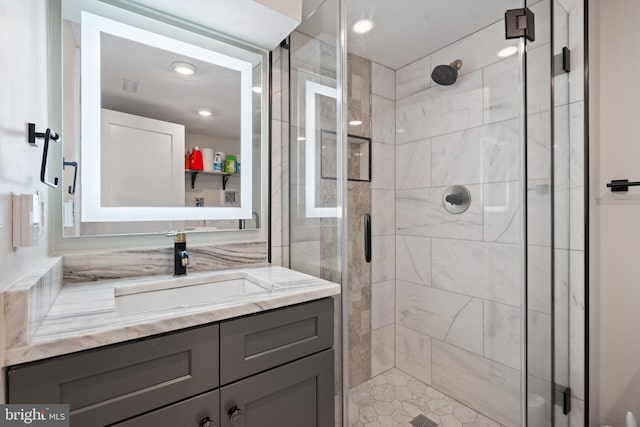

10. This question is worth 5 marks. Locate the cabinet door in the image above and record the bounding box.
[220,349,334,427]
[112,390,219,427]
[8,324,219,427]
[220,298,333,385]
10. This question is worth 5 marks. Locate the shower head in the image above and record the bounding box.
[431,59,463,86]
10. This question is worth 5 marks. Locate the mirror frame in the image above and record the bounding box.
[48,0,270,252]
[82,11,254,222]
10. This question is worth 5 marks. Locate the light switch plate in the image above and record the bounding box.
[12,193,41,248]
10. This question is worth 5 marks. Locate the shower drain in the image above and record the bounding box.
[410,414,438,427]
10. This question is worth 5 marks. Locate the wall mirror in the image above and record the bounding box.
[56,0,268,239]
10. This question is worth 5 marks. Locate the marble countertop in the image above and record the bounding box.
[4,266,340,366]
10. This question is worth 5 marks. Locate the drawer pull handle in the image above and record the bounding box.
[199,416,216,427]
[228,406,243,424]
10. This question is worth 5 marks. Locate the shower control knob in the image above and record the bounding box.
[228,406,243,424]
[442,185,471,214]
[199,417,216,427]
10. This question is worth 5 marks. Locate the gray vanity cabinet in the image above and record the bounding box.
[6,298,335,427]
[220,349,334,427]
[7,324,219,426]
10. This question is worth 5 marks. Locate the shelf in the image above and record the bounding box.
[186,169,239,190]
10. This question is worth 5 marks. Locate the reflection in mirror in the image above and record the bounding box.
[59,3,267,237]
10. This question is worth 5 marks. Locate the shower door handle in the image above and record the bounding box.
[364,213,371,263]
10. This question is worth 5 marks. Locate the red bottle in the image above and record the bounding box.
[190,146,203,171]
[185,149,192,170]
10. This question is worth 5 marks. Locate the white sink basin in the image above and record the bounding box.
[115,277,269,316]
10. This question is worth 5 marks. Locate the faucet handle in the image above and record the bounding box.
[167,231,186,243]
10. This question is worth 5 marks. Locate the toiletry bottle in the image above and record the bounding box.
[236,155,241,174]
[225,155,237,173]
[213,152,223,172]
[191,146,203,170]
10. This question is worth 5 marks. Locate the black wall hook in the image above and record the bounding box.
[28,123,59,146]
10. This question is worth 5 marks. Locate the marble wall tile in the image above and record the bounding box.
[290,31,336,79]
[554,248,571,385]
[372,280,395,329]
[569,186,584,251]
[372,95,395,144]
[396,185,483,241]
[396,280,471,340]
[528,244,552,315]
[484,301,521,370]
[527,111,552,181]
[396,69,483,144]
[271,119,283,248]
[396,139,430,190]
[431,20,517,78]
[63,242,268,283]
[372,235,395,283]
[570,398,584,427]
[270,246,283,266]
[527,179,552,248]
[395,324,432,385]
[445,298,483,356]
[432,340,521,427]
[289,240,321,277]
[527,44,552,115]
[372,62,395,100]
[396,235,431,286]
[371,142,395,190]
[528,309,552,382]
[371,324,395,376]
[570,249,585,401]
[569,101,585,189]
[483,56,521,124]
[483,181,521,244]
[396,55,431,100]
[568,7,585,103]
[431,119,520,186]
[372,189,395,236]
[348,53,372,139]
[432,238,521,307]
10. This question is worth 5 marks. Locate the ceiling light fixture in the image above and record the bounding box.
[352,19,374,34]
[252,86,262,94]
[198,109,212,117]
[298,136,306,141]
[349,120,363,126]
[498,46,518,58]
[171,62,197,76]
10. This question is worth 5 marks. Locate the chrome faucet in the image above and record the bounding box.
[170,232,189,276]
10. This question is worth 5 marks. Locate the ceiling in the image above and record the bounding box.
[99,32,244,138]
[299,0,517,70]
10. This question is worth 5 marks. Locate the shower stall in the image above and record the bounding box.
[274,0,583,425]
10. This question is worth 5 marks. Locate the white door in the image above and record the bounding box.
[101,108,185,207]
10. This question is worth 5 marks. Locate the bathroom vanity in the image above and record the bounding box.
[3,266,340,427]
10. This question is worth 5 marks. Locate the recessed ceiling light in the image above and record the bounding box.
[349,120,363,126]
[198,109,212,117]
[352,19,374,34]
[298,136,306,141]
[252,86,262,94]
[172,62,197,76]
[498,46,518,58]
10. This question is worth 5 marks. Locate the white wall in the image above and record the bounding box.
[0,0,52,290]
[0,0,53,399]
[590,0,640,425]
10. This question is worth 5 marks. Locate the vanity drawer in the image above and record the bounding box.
[7,324,219,427]
[219,298,333,385]
[113,389,219,427]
